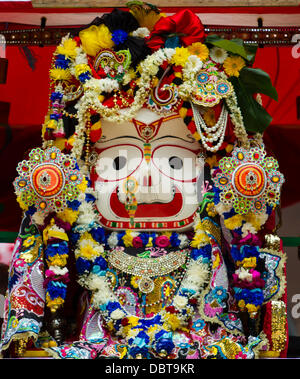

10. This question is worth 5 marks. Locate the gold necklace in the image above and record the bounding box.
[107,247,189,294]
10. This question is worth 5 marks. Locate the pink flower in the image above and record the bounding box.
[204,303,223,317]
[155,235,170,248]
[235,351,247,359]
[132,236,143,248]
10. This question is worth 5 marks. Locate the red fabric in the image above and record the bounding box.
[147,9,206,51]
[1,2,300,14]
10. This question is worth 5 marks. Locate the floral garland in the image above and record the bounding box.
[106,230,191,250]
[70,191,212,358]
[44,28,254,162]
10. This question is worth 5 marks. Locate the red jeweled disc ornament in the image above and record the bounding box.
[13,146,83,214]
[213,145,285,214]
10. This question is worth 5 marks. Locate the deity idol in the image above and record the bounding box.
[0,4,288,359]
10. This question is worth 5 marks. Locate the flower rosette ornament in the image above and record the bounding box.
[13,146,83,215]
[212,144,284,215]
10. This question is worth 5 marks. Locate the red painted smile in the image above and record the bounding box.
[110,186,183,218]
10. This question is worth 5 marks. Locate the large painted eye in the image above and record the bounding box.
[169,156,183,170]
[95,145,143,182]
[152,146,201,182]
[113,156,127,171]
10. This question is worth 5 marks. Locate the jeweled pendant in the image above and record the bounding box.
[138,276,155,294]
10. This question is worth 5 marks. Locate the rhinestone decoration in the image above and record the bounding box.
[191,69,233,107]
[13,146,82,214]
[108,247,189,294]
[213,145,284,214]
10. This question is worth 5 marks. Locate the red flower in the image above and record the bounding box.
[121,317,129,326]
[155,235,170,248]
[147,9,206,51]
[165,306,178,314]
[132,236,143,248]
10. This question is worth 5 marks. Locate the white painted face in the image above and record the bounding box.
[91,109,204,231]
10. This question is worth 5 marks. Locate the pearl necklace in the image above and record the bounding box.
[190,101,228,152]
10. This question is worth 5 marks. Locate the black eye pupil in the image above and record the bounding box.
[169,156,183,170]
[113,156,127,170]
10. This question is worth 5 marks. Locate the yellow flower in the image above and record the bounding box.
[241,257,257,268]
[47,254,68,267]
[80,243,97,260]
[46,294,64,312]
[50,68,72,82]
[45,119,58,130]
[57,208,79,226]
[77,177,88,193]
[188,42,209,62]
[171,47,191,67]
[123,230,133,247]
[79,24,114,57]
[246,303,260,313]
[74,63,92,78]
[224,214,244,230]
[164,313,181,331]
[190,229,210,248]
[127,316,139,328]
[223,55,246,77]
[238,299,246,309]
[130,276,140,289]
[56,38,78,59]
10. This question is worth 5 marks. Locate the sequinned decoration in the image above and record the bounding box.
[13,146,83,214]
[213,145,284,214]
[191,70,233,107]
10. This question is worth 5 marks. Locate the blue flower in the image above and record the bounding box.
[111,29,128,45]
[50,113,61,121]
[91,227,106,244]
[70,231,80,245]
[191,244,211,262]
[129,346,149,358]
[47,281,67,300]
[94,255,107,270]
[67,200,81,210]
[45,241,68,258]
[223,207,236,219]
[85,193,96,203]
[213,186,221,205]
[78,72,91,83]
[156,337,175,354]
[107,301,122,314]
[240,245,260,259]
[50,91,63,102]
[55,54,70,69]
[233,288,264,306]
[26,206,37,216]
[170,233,180,247]
[76,257,92,275]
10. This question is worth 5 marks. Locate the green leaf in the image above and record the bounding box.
[239,67,278,101]
[229,76,273,133]
[205,34,257,62]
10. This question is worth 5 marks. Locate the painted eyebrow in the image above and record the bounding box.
[98,135,195,144]
[151,135,196,143]
[97,136,145,143]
